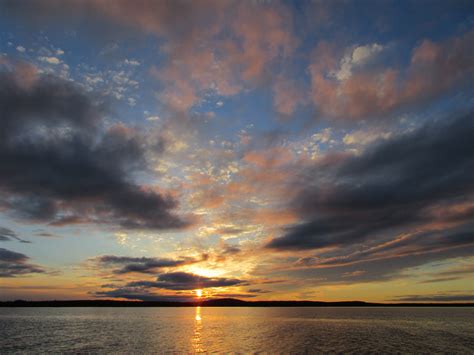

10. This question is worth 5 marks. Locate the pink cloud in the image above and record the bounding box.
[0,58,39,89]
[6,0,299,114]
[309,31,474,120]
[272,75,305,115]
[83,1,298,112]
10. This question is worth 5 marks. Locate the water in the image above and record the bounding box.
[1,307,473,353]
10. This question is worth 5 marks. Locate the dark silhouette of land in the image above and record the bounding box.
[0,298,472,307]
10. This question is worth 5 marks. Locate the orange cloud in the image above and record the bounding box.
[253,209,297,226]
[243,147,293,169]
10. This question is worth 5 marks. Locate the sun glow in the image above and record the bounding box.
[195,289,203,298]
[187,266,224,278]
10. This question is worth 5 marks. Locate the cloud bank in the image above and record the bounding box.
[0,60,187,230]
[269,112,474,251]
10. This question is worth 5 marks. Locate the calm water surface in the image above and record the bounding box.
[1,307,473,353]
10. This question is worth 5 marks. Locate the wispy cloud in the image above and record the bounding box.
[0,248,44,277]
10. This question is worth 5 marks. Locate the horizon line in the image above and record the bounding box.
[1,298,472,307]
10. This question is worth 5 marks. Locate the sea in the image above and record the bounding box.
[1,307,473,353]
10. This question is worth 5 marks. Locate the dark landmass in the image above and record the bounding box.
[1,298,472,307]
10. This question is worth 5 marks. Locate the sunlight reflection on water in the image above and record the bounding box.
[1,307,473,353]
[192,306,204,352]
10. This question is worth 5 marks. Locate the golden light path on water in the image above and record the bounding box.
[192,306,204,352]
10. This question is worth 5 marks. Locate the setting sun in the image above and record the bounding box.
[195,289,203,298]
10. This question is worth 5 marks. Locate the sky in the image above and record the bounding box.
[0,0,473,303]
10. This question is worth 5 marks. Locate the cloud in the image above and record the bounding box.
[0,248,44,277]
[284,226,474,285]
[38,56,61,65]
[35,232,58,238]
[3,0,297,112]
[272,75,305,115]
[247,288,270,294]
[332,43,385,81]
[0,227,18,242]
[0,227,31,243]
[124,59,140,66]
[152,1,297,111]
[222,244,241,255]
[93,287,193,302]
[127,271,246,290]
[342,128,392,146]
[94,255,204,274]
[268,111,474,251]
[418,264,474,284]
[309,31,474,119]
[92,271,247,301]
[418,277,460,284]
[391,293,474,302]
[256,226,471,290]
[213,293,257,299]
[0,59,187,230]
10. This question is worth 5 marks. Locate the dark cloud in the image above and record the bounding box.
[418,277,460,284]
[281,229,473,286]
[0,248,44,277]
[1,0,224,43]
[94,255,204,274]
[268,112,474,251]
[214,293,257,298]
[34,232,58,238]
[127,271,245,290]
[391,293,474,302]
[436,265,474,277]
[92,271,246,301]
[310,225,474,269]
[0,60,187,230]
[93,287,193,302]
[0,227,17,242]
[0,227,31,243]
[262,112,474,286]
[93,288,258,301]
[247,288,270,294]
[216,227,246,236]
[418,264,474,284]
[222,244,241,255]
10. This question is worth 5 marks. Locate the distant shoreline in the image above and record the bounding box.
[1,298,472,307]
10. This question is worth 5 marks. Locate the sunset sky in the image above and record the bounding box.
[0,0,473,303]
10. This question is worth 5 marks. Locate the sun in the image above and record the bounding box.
[195,289,203,298]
